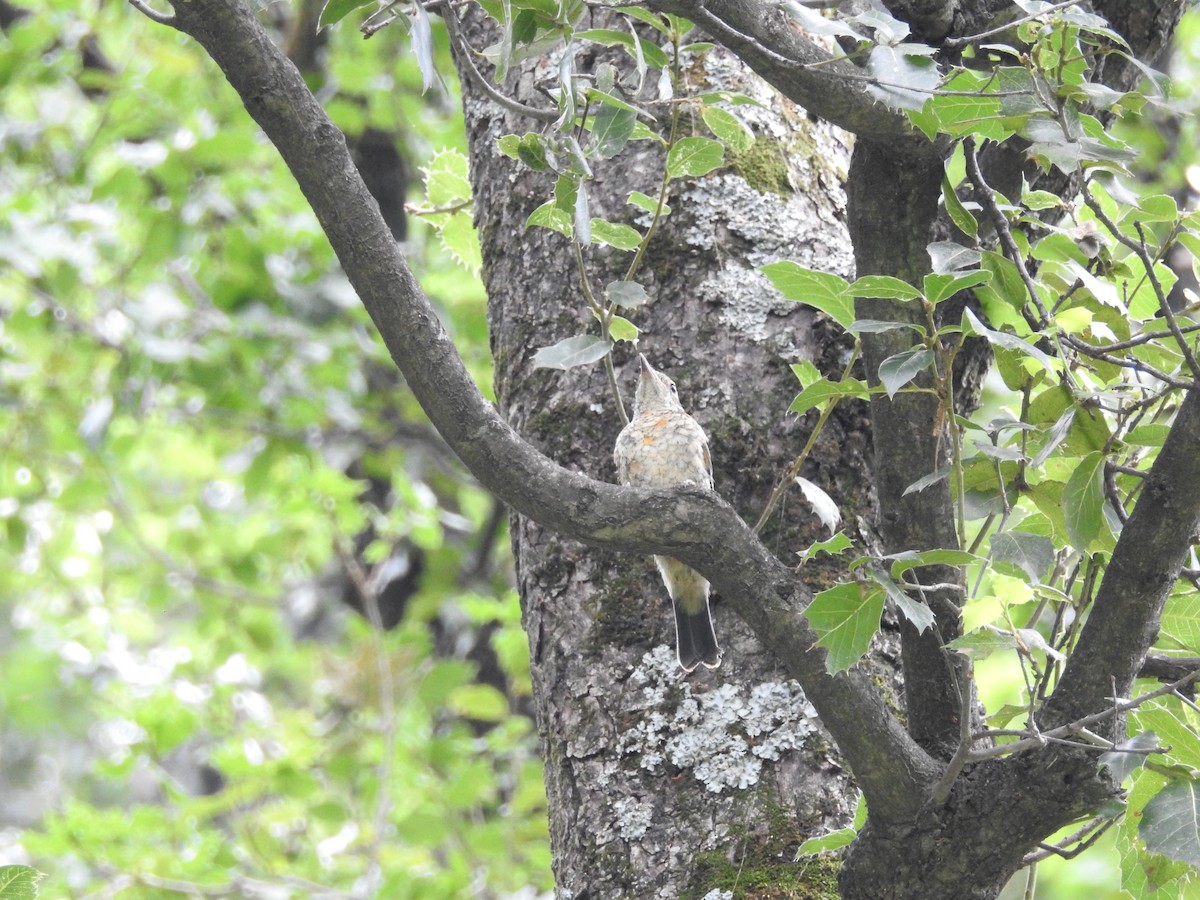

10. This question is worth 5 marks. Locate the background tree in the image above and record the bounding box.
[3,0,1200,898]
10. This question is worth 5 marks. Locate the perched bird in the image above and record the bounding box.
[614,354,721,672]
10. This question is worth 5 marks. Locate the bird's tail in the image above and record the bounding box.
[656,556,721,671]
[674,601,721,672]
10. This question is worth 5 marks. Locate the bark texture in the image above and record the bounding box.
[455,15,881,895]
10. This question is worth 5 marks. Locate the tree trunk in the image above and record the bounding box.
[456,15,881,896]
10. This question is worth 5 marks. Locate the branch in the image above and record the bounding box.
[1042,384,1200,728]
[641,0,915,139]
[143,0,941,823]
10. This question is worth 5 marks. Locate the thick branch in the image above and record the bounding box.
[146,0,940,822]
[1042,385,1200,728]
[847,138,969,757]
[643,0,915,139]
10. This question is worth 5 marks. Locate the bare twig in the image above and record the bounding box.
[967,670,1200,761]
[127,0,176,25]
[443,0,559,123]
[943,0,1087,49]
[963,137,1050,328]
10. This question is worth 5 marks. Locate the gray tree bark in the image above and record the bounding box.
[455,14,881,895]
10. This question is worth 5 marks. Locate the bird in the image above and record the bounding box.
[613,354,722,672]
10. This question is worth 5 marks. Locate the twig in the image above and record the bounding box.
[443,0,559,123]
[962,137,1050,328]
[1023,814,1117,864]
[966,669,1200,761]
[1061,335,1194,388]
[127,0,176,25]
[943,0,1087,49]
[927,652,976,806]
[1083,190,1200,383]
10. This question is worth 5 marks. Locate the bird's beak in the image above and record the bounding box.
[638,354,653,378]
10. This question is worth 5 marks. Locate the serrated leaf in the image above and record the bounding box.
[783,1,866,39]
[902,466,948,496]
[878,347,934,398]
[0,866,43,900]
[990,530,1055,583]
[867,44,940,111]
[422,149,473,206]
[607,315,639,343]
[589,218,641,250]
[886,548,979,578]
[666,136,725,178]
[762,261,855,329]
[798,531,853,563]
[804,582,885,673]
[1141,780,1200,868]
[948,626,1019,660]
[532,334,613,369]
[701,107,754,153]
[439,213,482,274]
[1062,450,1106,552]
[849,275,922,300]
[605,280,649,308]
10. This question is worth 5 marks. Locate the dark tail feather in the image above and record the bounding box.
[674,602,721,672]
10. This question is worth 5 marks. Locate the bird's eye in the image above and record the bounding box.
[669,382,677,394]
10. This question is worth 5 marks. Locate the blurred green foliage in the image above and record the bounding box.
[0,0,550,895]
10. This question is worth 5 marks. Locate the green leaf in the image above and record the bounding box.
[448,683,510,722]
[928,241,981,275]
[798,531,853,564]
[1061,450,1106,552]
[605,280,649,308]
[589,219,642,250]
[878,347,934,398]
[990,531,1055,584]
[942,174,978,239]
[804,582,885,674]
[607,315,639,343]
[532,334,613,369]
[319,0,374,28]
[1141,780,1200,869]
[589,103,637,159]
[849,275,922,301]
[963,308,1057,374]
[422,149,473,205]
[1160,592,1200,654]
[666,136,725,179]
[701,107,754,153]
[789,377,872,416]
[923,269,990,304]
[0,866,43,900]
[975,250,1027,312]
[627,190,670,216]
[439,213,483,274]
[870,569,935,632]
[526,201,573,238]
[762,261,855,329]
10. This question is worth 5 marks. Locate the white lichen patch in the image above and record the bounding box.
[617,646,818,794]
[613,795,655,840]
